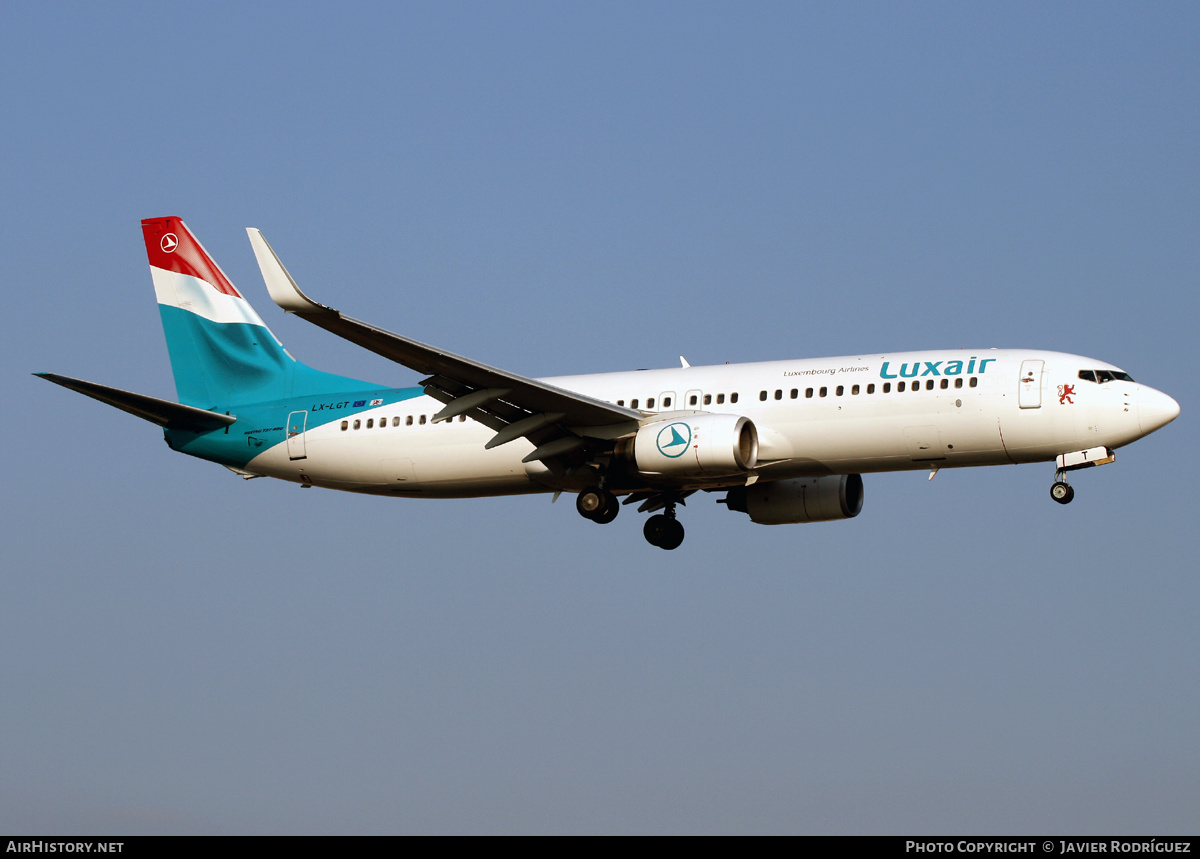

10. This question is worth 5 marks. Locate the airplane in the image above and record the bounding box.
[37,217,1180,550]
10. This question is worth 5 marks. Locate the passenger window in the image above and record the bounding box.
[631,399,639,409]
[341,421,348,431]
[969,377,978,388]
[406,415,413,426]
[392,416,400,426]
[790,389,798,399]
[836,385,844,396]
[883,382,891,393]
[760,390,768,401]
[955,378,963,389]
[704,394,712,405]
[775,389,782,400]
[617,400,624,406]
[913,382,920,393]
[940,379,948,389]
[806,388,814,398]
[419,415,427,424]
[898,381,906,392]
[717,394,725,404]
[730,392,738,403]
[867,383,875,394]
[366,418,374,428]
[353,419,361,430]
[689,395,697,406]
[926,380,934,391]
[460,415,466,422]
[819,387,827,397]
[647,398,655,409]
[663,397,672,408]
[852,384,860,395]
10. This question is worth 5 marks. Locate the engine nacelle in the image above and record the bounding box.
[626,414,758,478]
[724,474,864,524]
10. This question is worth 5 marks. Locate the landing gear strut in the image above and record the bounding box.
[577,486,619,524]
[643,502,685,550]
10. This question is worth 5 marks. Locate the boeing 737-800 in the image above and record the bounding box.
[38,217,1180,549]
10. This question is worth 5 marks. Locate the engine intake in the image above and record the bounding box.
[725,474,864,524]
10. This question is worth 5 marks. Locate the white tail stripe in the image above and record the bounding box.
[151,266,270,329]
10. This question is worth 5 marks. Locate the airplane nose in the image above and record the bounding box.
[1137,386,1181,434]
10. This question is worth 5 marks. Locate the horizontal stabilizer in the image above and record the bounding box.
[35,373,237,431]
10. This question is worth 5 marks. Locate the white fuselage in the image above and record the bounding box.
[238,348,1173,498]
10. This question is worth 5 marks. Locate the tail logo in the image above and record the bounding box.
[160,233,179,253]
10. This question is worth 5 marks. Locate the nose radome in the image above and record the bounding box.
[1138,387,1181,434]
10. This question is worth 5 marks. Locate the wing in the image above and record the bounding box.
[246,229,641,466]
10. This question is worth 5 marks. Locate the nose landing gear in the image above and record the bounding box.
[1050,465,1075,505]
[1050,478,1075,505]
[1049,448,1117,506]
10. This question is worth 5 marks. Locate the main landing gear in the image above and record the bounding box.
[643,504,684,551]
[576,486,686,549]
[577,486,619,524]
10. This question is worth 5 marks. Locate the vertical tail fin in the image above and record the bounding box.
[142,217,368,407]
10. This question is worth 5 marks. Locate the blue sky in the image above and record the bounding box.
[2,2,1196,834]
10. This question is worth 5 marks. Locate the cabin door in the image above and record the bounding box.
[1018,360,1044,409]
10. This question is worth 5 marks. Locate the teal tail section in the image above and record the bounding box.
[143,217,374,408]
[155,304,372,407]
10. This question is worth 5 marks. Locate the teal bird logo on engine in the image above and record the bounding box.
[656,422,692,458]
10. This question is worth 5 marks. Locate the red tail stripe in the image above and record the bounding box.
[141,217,242,299]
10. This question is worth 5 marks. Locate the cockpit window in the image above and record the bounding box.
[1079,369,1135,384]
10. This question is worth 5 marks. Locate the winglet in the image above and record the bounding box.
[246,228,333,314]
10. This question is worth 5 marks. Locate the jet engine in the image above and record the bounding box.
[619,414,758,478]
[723,474,864,524]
